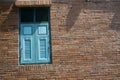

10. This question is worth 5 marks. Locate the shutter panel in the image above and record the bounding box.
[20,24,35,64]
[36,23,50,63]
[24,39,31,59]
[38,38,47,59]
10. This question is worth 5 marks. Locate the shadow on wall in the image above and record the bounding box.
[110,2,120,31]
[66,0,82,31]
[65,0,120,31]
[111,13,120,31]
[0,2,17,32]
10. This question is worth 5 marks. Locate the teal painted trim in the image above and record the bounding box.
[19,8,21,65]
[48,7,52,64]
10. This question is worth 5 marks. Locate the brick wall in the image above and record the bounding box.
[0,0,120,80]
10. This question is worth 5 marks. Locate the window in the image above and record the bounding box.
[19,7,51,64]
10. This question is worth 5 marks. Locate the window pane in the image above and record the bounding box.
[24,27,32,35]
[36,7,49,22]
[38,26,47,35]
[20,8,34,22]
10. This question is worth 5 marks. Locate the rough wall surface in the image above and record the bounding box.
[0,0,120,80]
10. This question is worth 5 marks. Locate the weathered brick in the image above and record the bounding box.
[0,0,120,80]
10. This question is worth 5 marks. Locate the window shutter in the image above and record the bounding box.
[20,24,35,64]
[36,23,50,63]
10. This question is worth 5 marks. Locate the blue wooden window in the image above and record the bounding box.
[19,7,51,64]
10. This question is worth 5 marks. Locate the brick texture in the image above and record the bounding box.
[0,0,120,80]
